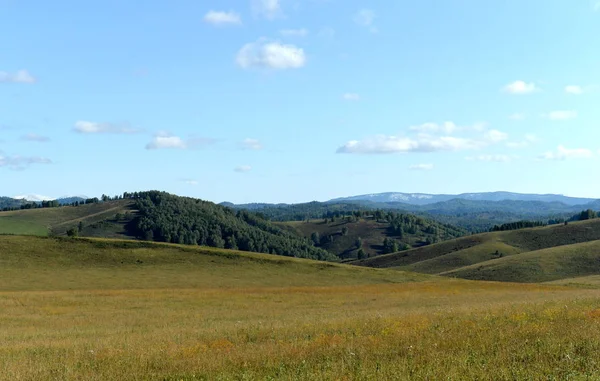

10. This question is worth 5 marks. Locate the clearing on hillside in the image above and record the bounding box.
[0,199,135,237]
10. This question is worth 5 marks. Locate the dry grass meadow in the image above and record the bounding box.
[2,236,600,380]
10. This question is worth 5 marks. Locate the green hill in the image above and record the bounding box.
[442,240,600,283]
[0,235,430,292]
[0,192,338,261]
[354,218,600,282]
[0,199,134,236]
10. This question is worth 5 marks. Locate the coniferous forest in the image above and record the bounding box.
[126,191,338,261]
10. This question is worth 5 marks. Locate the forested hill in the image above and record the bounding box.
[126,191,337,261]
[0,197,27,210]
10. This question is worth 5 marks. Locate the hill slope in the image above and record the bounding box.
[441,240,600,283]
[354,218,600,282]
[0,199,134,236]
[0,235,429,291]
[281,214,465,259]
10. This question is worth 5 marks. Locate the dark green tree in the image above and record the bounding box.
[357,249,366,260]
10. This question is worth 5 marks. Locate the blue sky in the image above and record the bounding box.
[1,0,600,203]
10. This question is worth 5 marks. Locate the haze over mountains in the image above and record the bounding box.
[329,191,598,206]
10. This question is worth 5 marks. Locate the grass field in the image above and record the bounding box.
[355,219,600,282]
[0,200,133,236]
[3,236,600,379]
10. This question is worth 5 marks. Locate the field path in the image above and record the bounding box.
[52,206,125,228]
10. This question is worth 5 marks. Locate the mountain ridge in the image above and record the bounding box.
[328,191,598,206]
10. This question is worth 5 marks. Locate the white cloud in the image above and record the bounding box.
[146,134,187,150]
[203,10,242,26]
[182,179,199,186]
[234,165,252,173]
[74,121,141,134]
[337,122,508,155]
[253,0,282,19]
[337,135,484,154]
[21,133,50,142]
[508,113,526,120]
[280,28,308,37]
[539,145,594,161]
[502,80,539,94]
[236,40,306,70]
[410,122,457,134]
[342,93,360,101]
[485,129,508,143]
[409,121,486,135]
[353,9,377,33]
[240,138,263,150]
[0,69,36,84]
[466,155,516,163]
[0,154,52,170]
[545,110,578,120]
[565,85,583,95]
[409,164,434,171]
[506,134,538,149]
[145,133,215,150]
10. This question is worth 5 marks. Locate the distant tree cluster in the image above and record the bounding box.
[125,191,338,261]
[576,209,598,221]
[490,220,546,232]
[0,196,108,212]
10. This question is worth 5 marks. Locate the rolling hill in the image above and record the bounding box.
[0,192,338,261]
[226,197,600,232]
[281,214,466,259]
[0,199,134,236]
[0,235,429,291]
[354,218,600,283]
[6,234,600,379]
[440,240,600,283]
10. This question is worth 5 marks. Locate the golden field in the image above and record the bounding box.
[2,236,600,380]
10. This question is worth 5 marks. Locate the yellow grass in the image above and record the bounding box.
[3,236,600,379]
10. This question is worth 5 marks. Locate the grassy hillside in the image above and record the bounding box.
[0,192,338,261]
[0,235,426,291]
[355,219,600,282]
[3,235,600,379]
[0,199,133,236]
[442,240,600,283]
[282,215,465,259]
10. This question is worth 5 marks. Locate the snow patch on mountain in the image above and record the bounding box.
[13,194,54,202]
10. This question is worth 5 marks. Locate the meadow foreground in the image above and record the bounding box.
[2,237,600,380]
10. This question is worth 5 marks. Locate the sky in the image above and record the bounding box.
[1,0,600,203]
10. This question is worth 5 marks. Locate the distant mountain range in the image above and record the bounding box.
[221,192,600,232]
[328,192,598,206]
